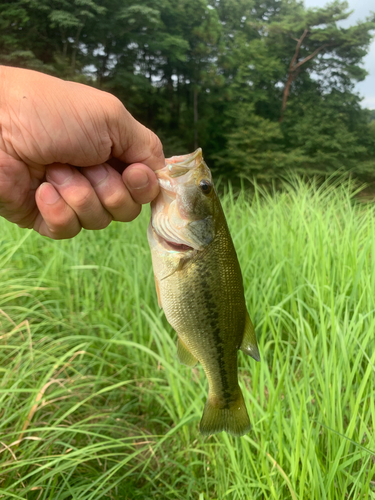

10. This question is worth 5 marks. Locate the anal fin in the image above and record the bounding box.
[240,311,260,362]
[177,337,198,367]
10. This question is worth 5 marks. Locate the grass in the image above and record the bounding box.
[0,177,374,499]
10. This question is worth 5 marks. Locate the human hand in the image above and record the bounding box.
[0,66,164,239]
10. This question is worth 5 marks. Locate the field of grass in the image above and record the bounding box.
[0,178,374,499]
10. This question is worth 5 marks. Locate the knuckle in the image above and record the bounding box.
[117,204,141,222]
[103,190,127,211]
[71,188,92,211]
[82,215,111,231]
[48,221,73,236]
[48,210,80,237]
[46,223,81,240]
[101,187,142,221]
[106,93,126,117]
[148,130,164,160]
[108,93,122,108]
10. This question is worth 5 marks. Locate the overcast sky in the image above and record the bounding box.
[304,0,375,109]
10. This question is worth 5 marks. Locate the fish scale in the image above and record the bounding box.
[147,149,260,436]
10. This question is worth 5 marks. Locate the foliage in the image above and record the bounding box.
[1,179,375,498]
[214,103,296,178]
[0,0,375,180]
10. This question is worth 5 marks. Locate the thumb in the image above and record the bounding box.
[107,98,165,171]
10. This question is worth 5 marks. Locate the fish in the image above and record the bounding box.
[147,148,260,437]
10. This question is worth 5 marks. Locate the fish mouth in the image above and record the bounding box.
[162,239,193,252]
[151,224,194,252]
[165,148,202,167]
[156,148,203,185]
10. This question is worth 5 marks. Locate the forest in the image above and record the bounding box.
[1,0,375,180]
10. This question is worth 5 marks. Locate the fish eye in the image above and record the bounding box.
[199,180,212,195]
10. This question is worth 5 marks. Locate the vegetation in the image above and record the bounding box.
[1,0,375,179]
[1,179,374,499]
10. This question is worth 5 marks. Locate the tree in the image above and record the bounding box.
[265,0,375,121]
[1,0,374,181]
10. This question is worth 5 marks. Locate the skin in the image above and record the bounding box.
[0,66,164,239]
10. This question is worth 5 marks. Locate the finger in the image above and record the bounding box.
[46,163,112,230]
[122,163,160,205]
[107,97,165,171]
[81,163,142,222]
[0,151,40,228]
[34,182,82,239]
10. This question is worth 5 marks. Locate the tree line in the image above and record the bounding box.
[1,0,375,180]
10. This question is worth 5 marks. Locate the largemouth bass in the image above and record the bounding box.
[147,149,259,436]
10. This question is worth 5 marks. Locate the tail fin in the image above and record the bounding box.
[199,389,250,437]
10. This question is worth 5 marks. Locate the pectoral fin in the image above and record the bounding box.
[154,274,162,309]
[240,311,260,362]
[177,337,198,367]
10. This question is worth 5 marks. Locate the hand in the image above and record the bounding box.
[0,66,164,239]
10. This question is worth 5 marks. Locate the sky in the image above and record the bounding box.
[304,0,375,109]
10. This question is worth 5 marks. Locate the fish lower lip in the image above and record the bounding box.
[162,238,193,251]
[151,225,194,251]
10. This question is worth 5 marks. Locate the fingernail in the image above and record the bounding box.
[84,164,108,186]
[126,169,149,190]
[47,165,74,185]
[38,183,60,205]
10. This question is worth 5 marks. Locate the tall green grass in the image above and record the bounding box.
[0,178,374,499]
